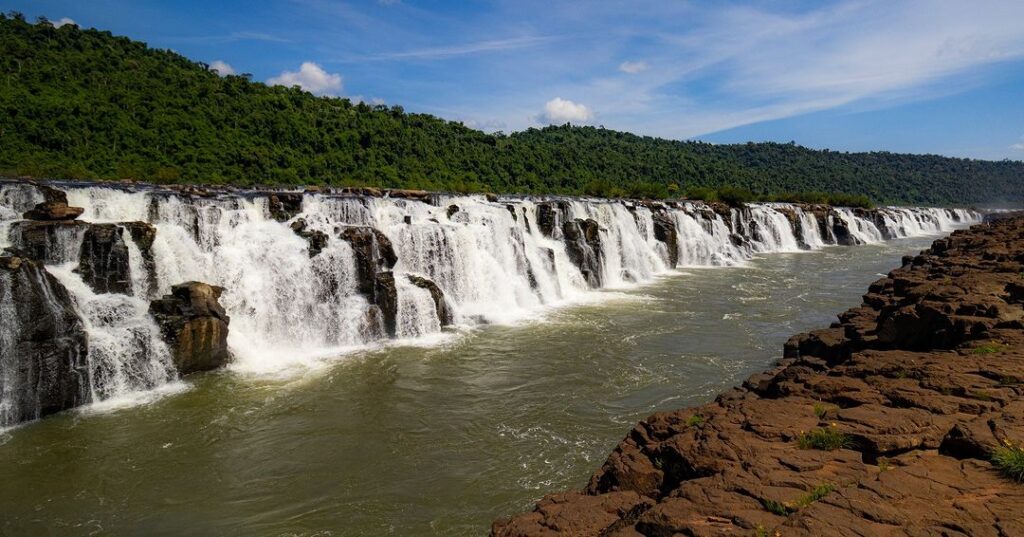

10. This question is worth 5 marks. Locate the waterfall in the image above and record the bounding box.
[45,263,179,406]
[0,181,984,390]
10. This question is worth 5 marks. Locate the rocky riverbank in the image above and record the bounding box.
[494,217,1024,536]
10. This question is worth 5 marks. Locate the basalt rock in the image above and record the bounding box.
[23,200,85,221]
[123,221,158,297]
[339,226,399,336]
[149,282,231,374]
[494,216,1024,537]
[563,218,602,288]
[652,212,679,267]
[407,274,454,327]
[8,220,89,264]
[289,218,329,258]
[0,255,89,426]
[536,201,571,238]
[267,192,303,222]
[75,224,131,294]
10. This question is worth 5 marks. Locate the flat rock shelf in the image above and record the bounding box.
[494,216,1024,537]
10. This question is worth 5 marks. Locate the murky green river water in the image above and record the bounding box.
[0,236,939,536]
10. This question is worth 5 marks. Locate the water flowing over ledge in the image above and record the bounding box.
[0,180,979,426]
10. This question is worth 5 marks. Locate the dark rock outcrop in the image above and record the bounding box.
[339,226,400,336]
[267,192,303,222]
[494,217,1024,537]
[149,282,231,374]
[8,220,88,264]
[536,201,571,238]
[289,218,329,258]
[651,212,679,267]
[0,255,89,426]
[407,274,454,327]
[123,221,158,297]
[76,224,131,294]
[562,218,602,288]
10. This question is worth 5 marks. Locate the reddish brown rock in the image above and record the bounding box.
[494,216,1024,537]
[149,282,231,374]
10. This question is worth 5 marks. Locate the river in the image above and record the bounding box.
[0,232,946,536]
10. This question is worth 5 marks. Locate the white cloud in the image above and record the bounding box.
[1012,137,1024,151]
[209,60,235,76]
[618,61,648,74]
[541,97,593,123]
[267,62,343,95]
[53,17,75,28]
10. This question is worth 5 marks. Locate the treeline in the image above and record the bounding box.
[1,14,1022,206]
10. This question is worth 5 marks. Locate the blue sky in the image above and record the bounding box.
[11,0,1024,160]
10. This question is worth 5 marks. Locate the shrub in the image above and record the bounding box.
[717,185,755,207]
[797,426,853,450]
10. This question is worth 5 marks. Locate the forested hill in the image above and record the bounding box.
[2,13,1022,206]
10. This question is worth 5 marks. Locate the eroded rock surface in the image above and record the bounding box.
[149,282,231,374]
[339,226,400,336]
[0,255,89,426]
[494,217,1024,537]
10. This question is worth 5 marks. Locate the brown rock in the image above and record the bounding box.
[149,282,231,374]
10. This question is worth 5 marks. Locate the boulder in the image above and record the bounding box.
[23,200,85,221]
[149,282,231,374]
[407,274,454,326]
[563,218,603,288]
[0,255,89,426]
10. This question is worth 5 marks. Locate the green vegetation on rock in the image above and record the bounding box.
[2,13,1023,205]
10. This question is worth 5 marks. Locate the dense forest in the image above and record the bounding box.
[2,13,1022,206]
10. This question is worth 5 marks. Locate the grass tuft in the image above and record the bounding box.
[794,483,835,508]
[813,402,840,419]
[686,414,705,427]
[992,442,1024,482]
[760,499,792,516]
[972,341,1008,355]
[797,426,853,451]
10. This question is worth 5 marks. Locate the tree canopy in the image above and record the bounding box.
[2,14,1021,206]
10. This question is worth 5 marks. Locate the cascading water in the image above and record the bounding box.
[0,180,984,416]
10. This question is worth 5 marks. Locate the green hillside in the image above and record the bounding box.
[1,13,1022,205]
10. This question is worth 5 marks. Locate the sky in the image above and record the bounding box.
[10,0,1024,160]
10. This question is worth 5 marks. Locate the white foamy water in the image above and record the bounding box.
[0,181,982,416]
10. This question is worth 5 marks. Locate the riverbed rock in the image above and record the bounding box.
[536,201,571,238]
[563,218,602,288]
[149,282,231,374]
[493,216,1024,536]
[0,255,89,426]
[7,220,88,263]
[122,221,158,297]
[407,274,454,327]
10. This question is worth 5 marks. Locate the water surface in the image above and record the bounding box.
[0,235,940,536]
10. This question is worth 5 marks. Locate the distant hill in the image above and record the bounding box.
[1,13,1022,205]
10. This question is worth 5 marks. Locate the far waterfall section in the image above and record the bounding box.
[0,180,230,427]
[0,178,980,425]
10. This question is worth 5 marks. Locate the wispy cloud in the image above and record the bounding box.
[339,35,558,62]
[171,31,290,44]
[1012,136,1024,151]
[618,61,648,74]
